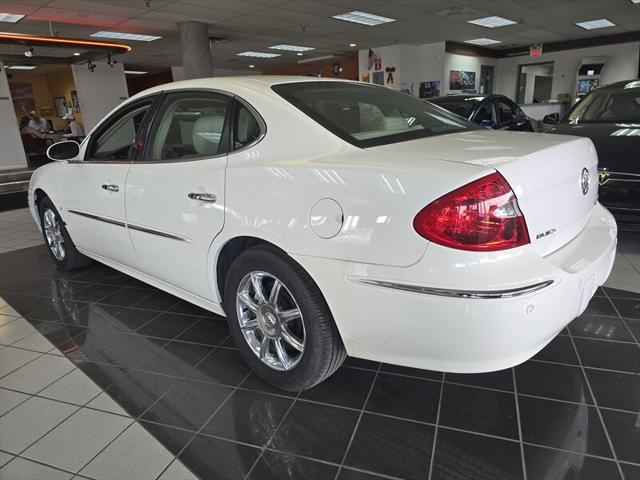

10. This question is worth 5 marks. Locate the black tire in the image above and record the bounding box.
[224,245,346,391]
[38,197,92,271]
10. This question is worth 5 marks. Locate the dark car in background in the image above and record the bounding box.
[545,80,640,223]
[429,94,536,132]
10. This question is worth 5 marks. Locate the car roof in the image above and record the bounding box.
[597,79,640,91]
[430,94,488,102]
[129,75,359,101]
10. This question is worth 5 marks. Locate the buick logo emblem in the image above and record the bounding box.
[598,171,610,185]
[581,168,590,195]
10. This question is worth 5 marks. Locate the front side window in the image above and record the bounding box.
[89,103,151,161]
[567,88,640,123]
[146,92,231,161]
[495,99,515,123]
[272,82,475,148]
[429,98,478,119]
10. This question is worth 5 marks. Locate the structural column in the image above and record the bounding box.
[178,21,212,79]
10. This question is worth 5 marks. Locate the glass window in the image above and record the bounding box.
[496,99,515,123]
[146,92,231,161]
[429,98,478,119]
[233,102,262,150]
[474,102,493,123]
[567,88,640,123]
[90,104,151,161]
[272,82,475,148]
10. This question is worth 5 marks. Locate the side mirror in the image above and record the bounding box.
[543,113,560,125]
[47,140,80,161]
[480,119,496,129]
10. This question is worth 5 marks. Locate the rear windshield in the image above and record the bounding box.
[429,98,478,118]
[272,82,476,148]
[567,87,640,123]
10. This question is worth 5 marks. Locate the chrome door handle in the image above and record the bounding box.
[101,184,119,192]
[188,192,217,203]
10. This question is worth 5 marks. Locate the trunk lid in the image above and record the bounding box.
[373,130,599,256]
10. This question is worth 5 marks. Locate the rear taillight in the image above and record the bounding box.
[413,172,529,251]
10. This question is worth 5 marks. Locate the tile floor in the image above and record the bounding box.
[0,208,43,255]
[0,209,638,480]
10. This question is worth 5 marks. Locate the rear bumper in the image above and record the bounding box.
[292,203,617,372]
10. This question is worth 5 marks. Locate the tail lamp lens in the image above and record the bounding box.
[413,172,530,251]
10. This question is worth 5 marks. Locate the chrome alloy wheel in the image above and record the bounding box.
[236,271,305,371]
[43,208,65,261]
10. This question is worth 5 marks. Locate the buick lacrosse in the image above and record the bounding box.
[30,77,617,391]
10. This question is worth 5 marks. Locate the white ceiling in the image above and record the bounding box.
[0,0,638,71]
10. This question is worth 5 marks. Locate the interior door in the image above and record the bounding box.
[60,96,157,267]
[125,90,235,300]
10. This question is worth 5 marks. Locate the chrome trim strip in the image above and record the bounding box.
[67,209,126,228]
[127,223,189,242]
[356,279,555,299]
[67,210,188,242]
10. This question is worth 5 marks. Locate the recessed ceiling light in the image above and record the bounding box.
[332,11,396,26]
[268,44,315,52]
[124,70,147,75]
[464,38,502,45]
[0,13,25,23]
[468,16,517,28]
[91,31,161,41]
[296,52,303,56]
[237,51,281,58]
[349,43,357,47]
[575,19,615,30]
[73,52,81,56]
[7,65,36,70]
[249,64,255,68]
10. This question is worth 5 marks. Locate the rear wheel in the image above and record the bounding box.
[39,197,91,271]
[224,246,346,391]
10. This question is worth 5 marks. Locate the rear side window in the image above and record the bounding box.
[233,102,262,150]
[145,92,231,161]
[272,82,475,148]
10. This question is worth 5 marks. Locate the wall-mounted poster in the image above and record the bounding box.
[70,90,81,113]
[385,66,396,84]
[8,82,36,117]
[372,71,384,86]
[449,70,476,91]
[419,80,440,98]
[54,97,67,117]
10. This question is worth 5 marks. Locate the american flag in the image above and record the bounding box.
[367,48,379,70]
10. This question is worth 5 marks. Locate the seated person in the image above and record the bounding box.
[62,114,85,139]
[20,116,46,139]
[28,110,50,133]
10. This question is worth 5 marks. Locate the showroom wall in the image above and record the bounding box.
[494,41,640,101]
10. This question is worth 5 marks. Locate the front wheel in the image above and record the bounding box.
[39,197,91,271]
[224,246,346,391]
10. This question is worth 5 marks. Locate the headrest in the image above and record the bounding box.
[192,115,224,156]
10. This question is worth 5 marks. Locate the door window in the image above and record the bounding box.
[495,99,516,124]
[474,102,494,123]
[88,102,153,161]
[145,92,231,161]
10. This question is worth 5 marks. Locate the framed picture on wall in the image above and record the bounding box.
[70,90,81,113]
[54,97,67,117]
[449,71,476,91]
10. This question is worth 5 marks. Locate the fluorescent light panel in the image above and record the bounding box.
[464,38,502,45]
[575,19,615,30]
[332,11,395,26]
[91,31,161,41]
[124,70,147,75]
[0,13,25,23]
[237,51,281,58]
[7,65,36,70]
[468,16,517,28]
[269,44,315,52]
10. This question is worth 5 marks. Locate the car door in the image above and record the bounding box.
[125,90,242,300]
[60,96,158,267]
[470,99,496,127]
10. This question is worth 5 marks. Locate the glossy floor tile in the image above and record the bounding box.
[2,242,640,480]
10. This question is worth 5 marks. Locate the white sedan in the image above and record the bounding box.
[29,77,617,391]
